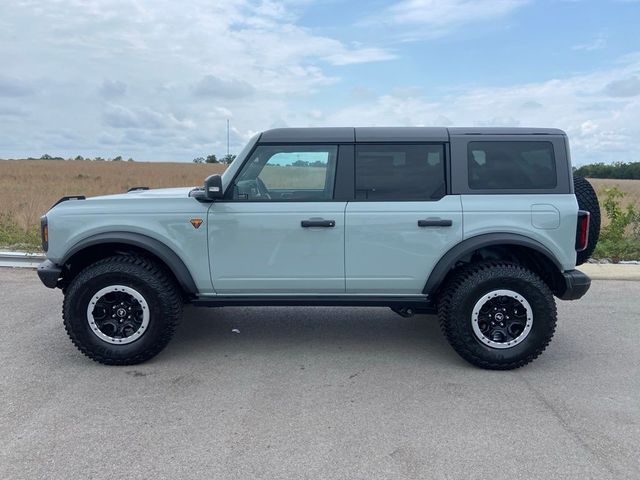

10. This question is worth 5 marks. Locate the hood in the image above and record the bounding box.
[46,187,200,215]
[88,187,196,201]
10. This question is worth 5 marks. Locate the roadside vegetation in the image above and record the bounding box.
[591,186,640,261]
[1,158,639,260]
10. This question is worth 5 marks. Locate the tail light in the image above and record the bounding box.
[40,216,48,252]
[575,210,590,252]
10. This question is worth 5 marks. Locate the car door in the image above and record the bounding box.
[345,143,463,294]
[208,144,346,294]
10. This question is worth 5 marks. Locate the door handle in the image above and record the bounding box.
[418,218,452,227]
[301,218,335,228]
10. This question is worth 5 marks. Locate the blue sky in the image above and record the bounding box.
[1,0,639,164]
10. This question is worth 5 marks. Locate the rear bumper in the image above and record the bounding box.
[559,269,591,300]
[37,260,62,288]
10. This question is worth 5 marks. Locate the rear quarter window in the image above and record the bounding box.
[468,141,557,190]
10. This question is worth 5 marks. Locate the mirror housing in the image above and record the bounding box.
[204,174,224,200]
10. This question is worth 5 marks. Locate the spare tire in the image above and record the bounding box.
[573,175,601,265]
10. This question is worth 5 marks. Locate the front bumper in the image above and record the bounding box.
[559,269,591,300]
[37,260,62,288]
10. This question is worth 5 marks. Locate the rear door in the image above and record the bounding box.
[345,143,463,294]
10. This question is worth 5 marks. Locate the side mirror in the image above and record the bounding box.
[204,174,224,200]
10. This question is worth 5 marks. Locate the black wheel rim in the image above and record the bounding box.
[87,285,149,344]
[471,289,533,349]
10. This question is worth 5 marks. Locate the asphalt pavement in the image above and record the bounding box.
[1,268,638,480]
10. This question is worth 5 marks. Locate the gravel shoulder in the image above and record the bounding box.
[580,263,640,280]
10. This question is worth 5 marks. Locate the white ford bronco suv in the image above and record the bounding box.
[37,127,600,369]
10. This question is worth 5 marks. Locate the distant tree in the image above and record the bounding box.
[574,161,640,179]
[94,157,105,161]
[127,157,134,162]
[221,154,236,165]
[40,154,52,160]
[74,155,84,161]
[206,154,219,164]
[193,157,205,164]
[112,156,123,161]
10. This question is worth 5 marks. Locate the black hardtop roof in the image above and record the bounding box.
[258,127,566,143]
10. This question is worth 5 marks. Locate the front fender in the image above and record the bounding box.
[61,231,198,294]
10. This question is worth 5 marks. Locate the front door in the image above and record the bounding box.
[208,144,346,294]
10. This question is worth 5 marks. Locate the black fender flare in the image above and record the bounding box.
[423,233,562,296]
[62,232,198,294]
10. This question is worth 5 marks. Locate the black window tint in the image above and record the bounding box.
[468,141,557,190]
[355,144,446,201]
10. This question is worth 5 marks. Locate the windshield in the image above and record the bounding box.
[221,133,260,191]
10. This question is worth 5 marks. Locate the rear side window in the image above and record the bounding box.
[468,141,557,190]
[355,144,446,201]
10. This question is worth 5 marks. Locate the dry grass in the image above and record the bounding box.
[0,160,225,248]
[1,159,639,250]
[0,159,225,230]
[260,165,326,189]
[588,179,640,228]
[588,178,640,209]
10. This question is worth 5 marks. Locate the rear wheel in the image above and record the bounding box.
[573,175,601,265]
[63,255,183,365]
[438,262,556,370]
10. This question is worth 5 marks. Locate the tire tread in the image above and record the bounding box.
[63,254,182,365]
[438,261,557,370]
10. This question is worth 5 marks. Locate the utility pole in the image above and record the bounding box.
[226,119,230,157]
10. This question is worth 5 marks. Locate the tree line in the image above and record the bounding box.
[193,154,236,164]
[574,162,640,179]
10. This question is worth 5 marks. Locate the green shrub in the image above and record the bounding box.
[0,213,41,251]
[592,187,640,261]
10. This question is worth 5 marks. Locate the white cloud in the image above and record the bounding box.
[0,76,37,97]
[605,76,640,97]
[308,55,640,164]
[103,104,195,130]
[0,0,394,158]
[192,75,254,99]
[99,79,127,98]
[1,0,639,166]
[364,0,529,39]
[572,35,607,51]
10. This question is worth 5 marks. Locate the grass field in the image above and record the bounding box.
[588,178,640,215]
[0,159,225,249]
[1,159,639,252]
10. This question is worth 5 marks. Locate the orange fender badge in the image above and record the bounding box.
[190,218,203,229]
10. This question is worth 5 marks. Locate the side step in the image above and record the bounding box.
[191,295,436,312]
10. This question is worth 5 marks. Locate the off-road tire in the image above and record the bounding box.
[438,261,557,370]
[573,175,600,265]
[63,255,183,365]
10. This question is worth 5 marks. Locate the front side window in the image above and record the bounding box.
[355,144,446,201]
[468,141,557,190]
[233,145,338,201]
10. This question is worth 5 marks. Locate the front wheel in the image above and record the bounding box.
[63,255,183,365]
[438,262,557,370]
